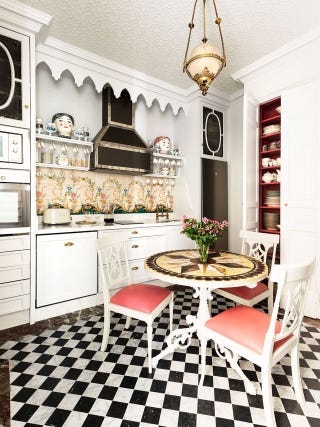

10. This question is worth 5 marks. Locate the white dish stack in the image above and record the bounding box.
[263,212,280,230]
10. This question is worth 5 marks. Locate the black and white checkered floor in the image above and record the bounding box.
[0,289,319,427]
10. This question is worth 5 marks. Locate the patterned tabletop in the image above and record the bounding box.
[145,249,268,287]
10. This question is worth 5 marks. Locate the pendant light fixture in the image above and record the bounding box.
[183,0,226,95]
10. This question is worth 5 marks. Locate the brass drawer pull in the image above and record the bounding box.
[132,244,139,248]
[131,266,139,271]
[64,242,74,247]
[131,230,138,234]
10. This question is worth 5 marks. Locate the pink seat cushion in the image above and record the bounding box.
[223,282,269,300]
[205,305,292,354]
[110,284,171,314]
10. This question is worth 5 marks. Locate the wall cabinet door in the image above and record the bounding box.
[281,81,320,318]
[166,225,193,251]
[0,27,30,128]
[242,94,259,231]
[37,232,97,307]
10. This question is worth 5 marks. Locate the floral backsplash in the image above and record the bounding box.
[36,169,174,214]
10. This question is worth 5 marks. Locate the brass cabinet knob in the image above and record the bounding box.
[24,104,29,109]
[284,203,288,207]
[64,242,74,247]
[131,231,138,234]
[131,266,139,271]
[132,244,139,248]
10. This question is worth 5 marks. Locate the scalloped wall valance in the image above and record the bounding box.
[36,37,191,116]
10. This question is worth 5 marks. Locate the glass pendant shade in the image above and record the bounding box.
[183,0,226,96]
[186,42,224,95]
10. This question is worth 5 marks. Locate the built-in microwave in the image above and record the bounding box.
[0,125,30,170]
[0,169,30,231]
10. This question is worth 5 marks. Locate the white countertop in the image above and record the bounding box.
[36,217,181,235]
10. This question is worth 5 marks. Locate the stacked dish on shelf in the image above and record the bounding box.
[263,212,280,230]
[264,190,280,206]
[263,124,281,135]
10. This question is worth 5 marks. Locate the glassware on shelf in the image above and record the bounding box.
[71,145,79,166]
[153,157,159,174]
[82,127,90,142]
[46,122,56,136]
[36,118,45,134]
[36,139,45,163]
[73,129,83,141]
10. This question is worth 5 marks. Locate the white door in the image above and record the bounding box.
[281,80,320,318]
[242,94,259,231]
[37,232,97,307]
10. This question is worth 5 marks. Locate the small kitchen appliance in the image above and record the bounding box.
[42,208,71,225]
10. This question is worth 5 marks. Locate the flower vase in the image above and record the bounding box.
[198,243,210,264]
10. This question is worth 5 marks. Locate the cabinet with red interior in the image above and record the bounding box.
[259,97,281,242]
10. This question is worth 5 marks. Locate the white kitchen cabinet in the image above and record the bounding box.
[0,234,30,328]
[37,231,97,307]
[98,226,166,291]
[0,27,30,128]
[166,224,194,251]
[280,81,320,318]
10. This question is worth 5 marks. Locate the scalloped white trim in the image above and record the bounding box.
[36,37,191,116]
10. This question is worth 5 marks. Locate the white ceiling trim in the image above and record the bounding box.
[36,37,193,115]
[232,26,320,83]
[0,0,51,36]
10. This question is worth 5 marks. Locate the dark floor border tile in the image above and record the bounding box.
[0,358,10,427]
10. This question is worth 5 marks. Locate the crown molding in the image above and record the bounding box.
[0,0,51,36]
[232,26,320,83]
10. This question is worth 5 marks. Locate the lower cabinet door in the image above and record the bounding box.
[37,232,97,307]
[166,225,194,251]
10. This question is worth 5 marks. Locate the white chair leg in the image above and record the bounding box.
[101,308,110,352]
[147,323,153,374]
[125,316,131,329]
[267,294,273,315]
[261,364,276,427]
[199,338,207,386]
[291,344,305,405]
[169,297,173,333]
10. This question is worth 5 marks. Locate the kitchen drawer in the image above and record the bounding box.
[0,235,30,253]
[99,226,166,240]
[0,279,30,300]
[0,264,30,283]
[0,294,30,316]
[126,227,166,239]
[98,259,152,292]
[0,250,30,268]
[126,235,166,260]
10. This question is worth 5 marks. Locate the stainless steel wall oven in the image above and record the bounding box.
[0,170,30,231]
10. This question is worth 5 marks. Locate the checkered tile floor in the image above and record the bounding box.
[0,289,319,426]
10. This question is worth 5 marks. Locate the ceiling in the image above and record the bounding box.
[20,0,320,95]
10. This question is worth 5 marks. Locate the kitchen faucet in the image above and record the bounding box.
[156,204,169,221]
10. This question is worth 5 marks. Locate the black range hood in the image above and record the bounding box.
[91,86,151,174]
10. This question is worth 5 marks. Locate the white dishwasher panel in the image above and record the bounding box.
[37,232,97,307]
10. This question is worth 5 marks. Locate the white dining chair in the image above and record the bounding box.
[97,234,174,373]
[200,258,316,427]
[213,230,279,314]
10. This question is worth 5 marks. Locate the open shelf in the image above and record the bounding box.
[36,134,93,171]
[259,96,281,247]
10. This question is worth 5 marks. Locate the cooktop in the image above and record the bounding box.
[114,220,144,225]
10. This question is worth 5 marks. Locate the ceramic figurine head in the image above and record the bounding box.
[154,136,171,154]
[52,113,75,138]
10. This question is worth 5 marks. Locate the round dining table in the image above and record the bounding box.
[145,248,268,392]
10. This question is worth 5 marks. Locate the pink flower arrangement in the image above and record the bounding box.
[181,215,228,247]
